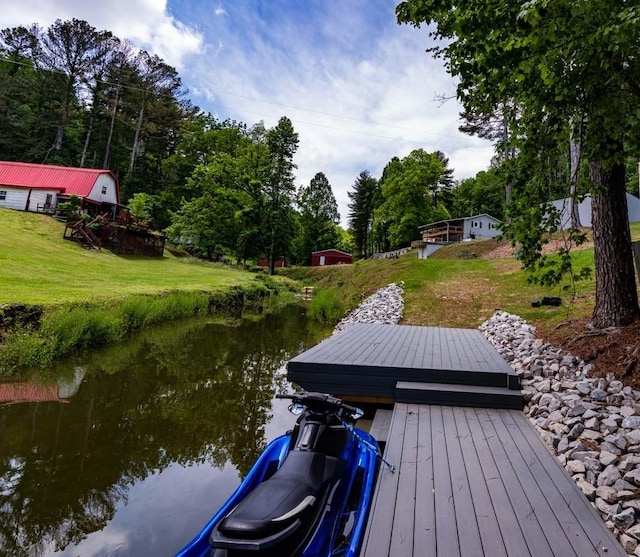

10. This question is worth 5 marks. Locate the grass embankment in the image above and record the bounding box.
[290,224,640,331]
[0,209,298,372]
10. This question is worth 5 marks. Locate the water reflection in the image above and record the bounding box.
[0,307,329,557]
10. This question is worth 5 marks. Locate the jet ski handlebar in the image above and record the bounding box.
[276,392,362,420]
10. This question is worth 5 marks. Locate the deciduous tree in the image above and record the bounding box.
[397,0,640,327]
[296,172,340,264]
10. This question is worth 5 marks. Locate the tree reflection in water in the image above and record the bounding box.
[0,307,328,556]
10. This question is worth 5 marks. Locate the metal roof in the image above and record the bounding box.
[418,213,500,230]
[0,161,119,199]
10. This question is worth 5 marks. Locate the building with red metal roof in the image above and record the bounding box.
[0,161,120,214]
[311,249,352,266]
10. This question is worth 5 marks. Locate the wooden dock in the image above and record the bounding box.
[287,323,522,409]
[362,403,626,557]
[287,323,626,556]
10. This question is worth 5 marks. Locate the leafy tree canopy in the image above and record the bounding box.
[397,0,640,327]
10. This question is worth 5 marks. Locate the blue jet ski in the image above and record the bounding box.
[175,392,382,557]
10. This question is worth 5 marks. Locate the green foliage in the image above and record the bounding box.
[0,287,279,372]
[127,192,156,223]
[0,19,192,205]
[397,0,640,326]
[0,332,53,370]
[296,172,341,264]
[374,149,447,249]
[308,288,344,324]
[451,170,505,220]
[348,170,379,258]
[56,194,81,214]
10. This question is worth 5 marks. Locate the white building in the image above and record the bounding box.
[415,214,501,259]
[0,161,120,215]
[549,193,640,229]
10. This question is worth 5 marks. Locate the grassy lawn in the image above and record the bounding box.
[287,223,640,330]
[0,209,261,305]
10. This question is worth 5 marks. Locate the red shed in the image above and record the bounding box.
[311,249,352,266]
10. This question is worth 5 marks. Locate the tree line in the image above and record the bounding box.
[347,151,505,259]
[0,17,509,270]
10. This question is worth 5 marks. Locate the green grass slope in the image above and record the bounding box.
[0,209,262,305]
[285,234,622,329]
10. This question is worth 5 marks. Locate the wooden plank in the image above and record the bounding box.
[503,410,627,557]
[400,324,421,369]
[414,405,436,554]
[431,404,461,556]
[484,409,578,556]
[474,408,558,557]
[452,407,508,557]
[442,406,483,556]
[369,408,393,444]
[464,408,532,556]
[390,403,419,556]
[289,364,511,390]
[396,381,523,410]
[361,403,407,557]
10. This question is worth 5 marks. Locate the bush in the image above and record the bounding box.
[308,288,344,324]
[0,332,53,372]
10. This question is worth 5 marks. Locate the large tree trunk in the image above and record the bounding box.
[590,156,639,328]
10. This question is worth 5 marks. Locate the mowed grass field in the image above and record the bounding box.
[0,209,261,306]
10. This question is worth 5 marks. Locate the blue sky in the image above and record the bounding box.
[2,0,494,225]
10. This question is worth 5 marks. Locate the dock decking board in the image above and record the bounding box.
[289,323,515,374]
[361,403,626,557]
[396,381,523,409]
[369,408,393,444]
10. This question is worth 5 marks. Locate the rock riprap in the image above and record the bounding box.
[480,311,640,556]
[333,282,404,334]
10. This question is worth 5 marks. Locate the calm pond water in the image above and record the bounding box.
[0,306,330,557]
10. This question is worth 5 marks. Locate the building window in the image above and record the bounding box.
[0,190,6,200]
[101,186,107,194]
[479,221,483,228]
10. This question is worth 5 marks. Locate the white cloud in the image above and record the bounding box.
[0,0,203,69]
[182,3,494,225]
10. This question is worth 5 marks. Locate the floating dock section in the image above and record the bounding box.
[287,323,522,409]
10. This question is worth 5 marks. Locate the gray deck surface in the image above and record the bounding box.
[287,324,519,396]
[361,403,626,557]
[290,323,512,373]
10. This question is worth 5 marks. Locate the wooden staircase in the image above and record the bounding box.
[64,218,101,251]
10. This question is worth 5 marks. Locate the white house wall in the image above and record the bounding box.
[27,189,58,212]
[0,186,29,210]
[466,215,500,239]
[463,220,472,238]
[88,174,118,204]
[417,242,446,259]
[551,193,640,230]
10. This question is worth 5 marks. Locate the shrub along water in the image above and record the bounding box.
[0,286,279,374]
[308,288,345,324]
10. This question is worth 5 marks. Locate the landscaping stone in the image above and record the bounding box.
[480,310,640,555]
[333,282,404,334]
